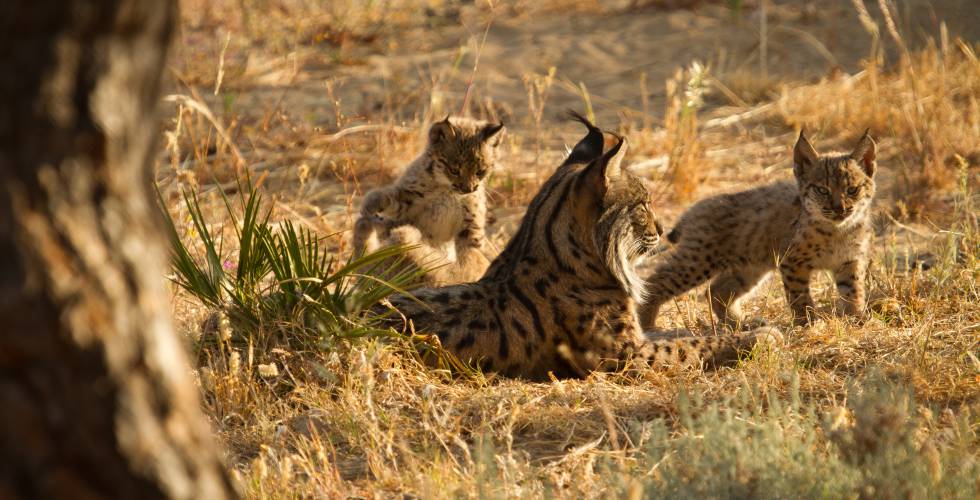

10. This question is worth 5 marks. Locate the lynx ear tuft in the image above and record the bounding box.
[582,136,629,198]
[563,110,604,165]
[793,130,819,177]
[850,129,877,177]
[601,135,628,181]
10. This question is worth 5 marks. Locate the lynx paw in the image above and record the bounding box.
[735,317,770,331]
[848,310,871,325]
[360,190,388,216]
[746,325,783,347]
[389,225,424,245]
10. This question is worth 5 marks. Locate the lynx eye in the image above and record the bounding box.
[847,186,860,196]
[814,186,830,196]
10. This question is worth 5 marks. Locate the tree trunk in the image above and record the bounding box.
[0,1,238,498]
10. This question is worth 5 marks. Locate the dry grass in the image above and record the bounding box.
[161,0,979,497]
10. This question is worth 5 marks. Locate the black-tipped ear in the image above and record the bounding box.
[600,136,628,180]
[850,129,877,177]
[563,110,604,165]
[583,137,629,197]
[429,115,454,143]
[481,122,505,142]
[793,129,819,178]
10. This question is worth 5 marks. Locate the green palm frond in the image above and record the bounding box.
[156,175,427,352]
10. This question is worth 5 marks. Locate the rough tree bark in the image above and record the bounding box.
[0,1,238,498]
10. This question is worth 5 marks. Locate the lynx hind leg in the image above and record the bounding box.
[708,266,770,330]
[639,247,719,330]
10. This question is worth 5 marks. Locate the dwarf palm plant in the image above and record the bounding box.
[158,178,423,352]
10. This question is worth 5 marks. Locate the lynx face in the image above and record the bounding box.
[589,140,665,302]
[427,117,505,194]
[627,186,666,258]
[600,173,664,261]
[794,131,877,226]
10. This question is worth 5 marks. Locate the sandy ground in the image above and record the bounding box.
[221,0,979,129]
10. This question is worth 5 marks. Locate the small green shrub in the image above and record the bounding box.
[630,376,978,499]
[158,178,423,352]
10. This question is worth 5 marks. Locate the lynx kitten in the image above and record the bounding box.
[352,116,504,285]
[639,131,877,328]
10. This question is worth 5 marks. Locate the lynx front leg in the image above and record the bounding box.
[636,300,662,332]
[356,186,412,256]
[455,195,488,251]
[834,258,868,319]
[360,187,395,217]
[449,200,491,282]
[779,259,815,327]
[708,266,769,330]
[639,249,717,330]
[352,216,381,256]
[454,224,487,255]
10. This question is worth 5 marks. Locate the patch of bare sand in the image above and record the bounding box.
[225,0,979,129]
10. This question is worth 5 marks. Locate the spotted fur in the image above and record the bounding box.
[639,131,877,329]
[376,115,780,380]
[353,116,505,285]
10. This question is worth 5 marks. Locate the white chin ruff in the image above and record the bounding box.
[837,202,870,229]
[616,239,647,304]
